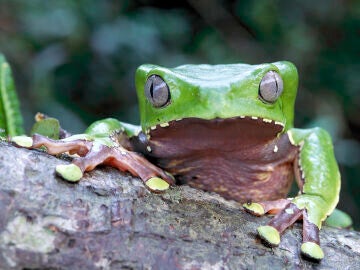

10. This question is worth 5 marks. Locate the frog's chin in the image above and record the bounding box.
[143,116,285,155]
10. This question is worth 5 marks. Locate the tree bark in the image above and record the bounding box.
[0,142,359,270]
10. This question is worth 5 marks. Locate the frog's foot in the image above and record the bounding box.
[12,134,174,192]
[244,200,324,261]
[70,143,175,192]
[243,198,290,216]
[12,134,92,156]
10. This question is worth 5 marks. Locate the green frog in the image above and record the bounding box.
[12,61,340,261]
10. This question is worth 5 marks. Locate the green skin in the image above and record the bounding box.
[11,61,340,261]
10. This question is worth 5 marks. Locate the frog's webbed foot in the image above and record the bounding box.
[244,199,324,261]
[12,134,174,192]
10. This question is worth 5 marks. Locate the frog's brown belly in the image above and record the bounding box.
[142,117,298,203]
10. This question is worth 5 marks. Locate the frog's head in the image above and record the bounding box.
[135,61,298,136]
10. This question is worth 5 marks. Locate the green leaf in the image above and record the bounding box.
[0,54,24,137]
[30,118,60,139]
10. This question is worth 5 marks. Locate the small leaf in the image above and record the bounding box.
[30,118,60,139]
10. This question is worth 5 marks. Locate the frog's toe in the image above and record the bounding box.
[56,164,83,182]
[255,203,302,248]
[243,198,291,216]
[257,225,280,246]
[301,242,324,261]
[301,209,323,260]
[255,200,325,261]
[12,135,33,148]
[145,177,170,193]
[243,203,265,216]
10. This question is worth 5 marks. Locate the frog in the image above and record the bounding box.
[12,61,340,261]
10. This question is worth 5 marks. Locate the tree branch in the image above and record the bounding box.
[0,142,359,269]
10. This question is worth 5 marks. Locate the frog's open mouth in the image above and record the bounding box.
[136,116,292,203]
[143,116,285,156]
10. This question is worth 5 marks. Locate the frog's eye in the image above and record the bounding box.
[259,71,284,103]
[145,75,171,108]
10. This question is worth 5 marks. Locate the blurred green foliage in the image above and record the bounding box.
[0,0,359,227]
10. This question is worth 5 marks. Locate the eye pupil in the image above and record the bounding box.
[145,75,170,108]
[259,71,283,103]
[149,81,154,98]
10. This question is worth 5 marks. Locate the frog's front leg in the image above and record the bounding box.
[244,127,340,261]
[12,120,175,192]
[66,141,175,192]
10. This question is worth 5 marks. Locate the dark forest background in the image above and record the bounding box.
[0,0,359,227]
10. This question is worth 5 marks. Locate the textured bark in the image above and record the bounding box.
[0,141,359,270]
